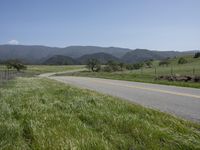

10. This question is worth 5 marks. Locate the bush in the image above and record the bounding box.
[194,52,200,58]
[178,57,188,64]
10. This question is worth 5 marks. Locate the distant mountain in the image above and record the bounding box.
[0,45,198,64]
[43,55,78,65]
[78,52,120,64]
[0,45,130,64]
[121,49,197,63]
[61,46,131,58]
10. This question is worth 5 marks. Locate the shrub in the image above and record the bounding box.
[178,57,188,64]
[194,52,200,58]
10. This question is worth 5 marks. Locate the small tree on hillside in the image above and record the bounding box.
[194,52,200,58]
[178,57,187,64]
[86,59,101,72]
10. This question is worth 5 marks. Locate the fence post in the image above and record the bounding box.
[4,70,7,80]
[193,68,195,76]
[170,66,173,76]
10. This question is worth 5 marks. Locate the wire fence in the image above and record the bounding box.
[131,66,200,77]
[0,69,25,86]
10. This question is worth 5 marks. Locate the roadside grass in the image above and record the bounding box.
[64,71,200,88]
[25,65,85,75]
[0,77,200,149]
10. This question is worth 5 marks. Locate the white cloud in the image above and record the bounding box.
[8,40,19,45]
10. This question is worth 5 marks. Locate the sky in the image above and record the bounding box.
[0,0,199,51]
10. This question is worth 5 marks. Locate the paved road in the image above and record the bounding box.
[48,76,200,122]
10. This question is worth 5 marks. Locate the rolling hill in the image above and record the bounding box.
[0,45,198,64]
[0,45,130,64]
[43,55,79,65]
[78,52,120,64]
[122,49,197,63]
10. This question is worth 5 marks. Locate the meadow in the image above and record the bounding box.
[0,77,200,149]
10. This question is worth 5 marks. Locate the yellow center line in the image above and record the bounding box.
[87,78,200,99]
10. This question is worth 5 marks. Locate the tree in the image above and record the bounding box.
[178,57,187,64]
[86,59,101,72]
[194,52,200,58]
[118,62,125,71]
[6,59,27,71]
[145,61,153,68]
[105,60,120,72]
[133,63,144,69]
[125,64,134,70]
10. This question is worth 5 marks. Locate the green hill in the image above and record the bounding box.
[43,55,78,65]
[78,52,120,64]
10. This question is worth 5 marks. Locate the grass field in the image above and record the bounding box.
[63,56,200,88]
[26,65,84,74]
[0,65,85,75]
[0,77,200,149]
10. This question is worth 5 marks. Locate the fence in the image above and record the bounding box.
[0,69,24,85]
[131,66,200,77]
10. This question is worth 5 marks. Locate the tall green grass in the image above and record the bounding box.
[0,77,200,149]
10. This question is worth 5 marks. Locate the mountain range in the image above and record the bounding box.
[0,44,198,64]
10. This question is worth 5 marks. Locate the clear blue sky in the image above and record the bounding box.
[0,0,199,51]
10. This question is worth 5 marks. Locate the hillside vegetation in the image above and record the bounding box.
[63,55,200,88]
[0,77,200,149]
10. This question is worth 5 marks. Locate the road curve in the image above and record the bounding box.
[48,76,200,122]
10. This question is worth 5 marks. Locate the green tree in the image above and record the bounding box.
[133,63,144,69]
[105,60,120,72]
[178,57,188,64]
[86,59,101,72]
[194,52,200,58]
[145,61,153,68]
[6,60,27,71]
[118,62,125,71]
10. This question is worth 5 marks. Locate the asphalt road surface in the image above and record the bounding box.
[48,75,200,122]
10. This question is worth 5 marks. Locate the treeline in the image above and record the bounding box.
[87,52,200,72]
[86,59,153,72]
